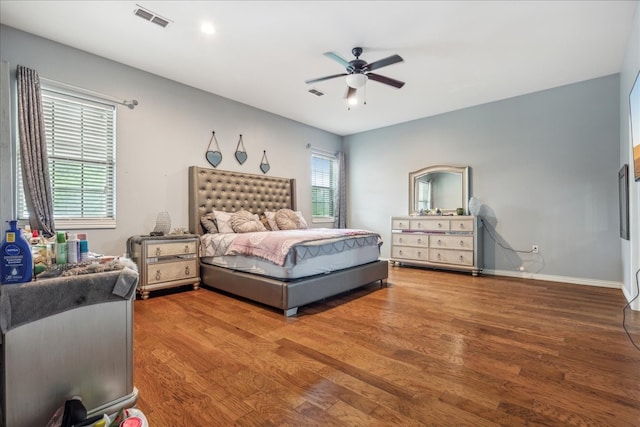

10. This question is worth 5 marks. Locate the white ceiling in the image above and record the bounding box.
[0,1,637,136]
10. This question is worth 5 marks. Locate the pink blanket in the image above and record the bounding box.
[226,228,378,266]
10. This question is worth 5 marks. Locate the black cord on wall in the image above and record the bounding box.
[622,268,640,352]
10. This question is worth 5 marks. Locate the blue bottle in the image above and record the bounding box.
[1,220,33,284]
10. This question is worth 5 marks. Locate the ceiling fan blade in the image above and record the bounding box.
[367,73,405,89]
[324,52,352,69]
[305,73,348,84]
[344,86,357,99]
[365,54,403,72]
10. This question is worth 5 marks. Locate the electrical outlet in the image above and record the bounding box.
[532,245,539,254]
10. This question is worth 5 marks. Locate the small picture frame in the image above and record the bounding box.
[618,164,629,240]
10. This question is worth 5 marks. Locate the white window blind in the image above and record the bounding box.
[17,88,116,228]
[311,152,337,219]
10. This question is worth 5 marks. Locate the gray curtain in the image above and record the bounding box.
[17,65,55,237]
[333,151,347,228]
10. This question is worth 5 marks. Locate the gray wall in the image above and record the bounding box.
[619,3,640,310]
[345,75,621,285]
[0,25,341,257]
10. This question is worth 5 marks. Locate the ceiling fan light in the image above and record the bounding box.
[346,73,367,88]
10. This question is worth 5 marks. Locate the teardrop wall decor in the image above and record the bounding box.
[205,131,222,168]
[235,134,248,165]
[260,150,270,174]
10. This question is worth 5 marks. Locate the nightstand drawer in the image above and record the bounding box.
[147,241,197,258]
[146,259,197,284]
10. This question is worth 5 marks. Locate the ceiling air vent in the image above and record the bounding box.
[134,5,171,28]
[308,89,324,96]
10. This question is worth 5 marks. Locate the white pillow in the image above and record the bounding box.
[213,210,234,233]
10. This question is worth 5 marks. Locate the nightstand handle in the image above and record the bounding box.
[184,244,190,253]
[155,270,161,280]
[155,247,162,256]
[184,266,190,276]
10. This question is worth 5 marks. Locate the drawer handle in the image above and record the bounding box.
[155,247,162,256]
[459,223,465,229]
[437,223,442,228]
[184,265,190,276]
[459,255,464,261]
[399,250,403,255]
[399,238,403,243]
[437,239,442,245]
[417,251,422,257]
[155,270,161,280]
[417,238,422,244]
[459,240,464,246]
[437,253,441,260]
[184,244,189,253]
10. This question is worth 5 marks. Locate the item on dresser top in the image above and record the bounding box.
[1,220,33,284]
[153,211,171,235]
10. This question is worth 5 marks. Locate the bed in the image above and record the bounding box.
[188,166,388,316]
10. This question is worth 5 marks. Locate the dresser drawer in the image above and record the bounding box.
[391,246,429,261]
[146,259,197,284]
[147,240,197,258]
[429,235,474,250]
[392,233,428,247]
[410,218,450,232]
[429,249,473,266]
[450,219,474,232]
[391,219,411,229]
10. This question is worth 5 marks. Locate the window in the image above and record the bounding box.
[17,87,116,228]
[311,152,337,221]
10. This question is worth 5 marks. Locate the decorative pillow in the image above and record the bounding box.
[264,211,279,231]
[260,214,272,231]
[275,208,308,230]
[200,214,218,234]
[213,210,234,233]
[230,210,267,233]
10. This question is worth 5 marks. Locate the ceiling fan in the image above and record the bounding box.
[305,47,405,101]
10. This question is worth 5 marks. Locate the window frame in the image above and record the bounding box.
[310,151,337,224]
[16,84,117,229]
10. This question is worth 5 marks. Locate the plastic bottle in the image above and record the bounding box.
[1,220,33,284]
[79,239,89,262]
[56,231,67,264]
[67,233,79,263]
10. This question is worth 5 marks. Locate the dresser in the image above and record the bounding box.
[127,234,200,299]
[390,216,483,276]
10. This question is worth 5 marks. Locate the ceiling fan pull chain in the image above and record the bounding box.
[205,131,222,168]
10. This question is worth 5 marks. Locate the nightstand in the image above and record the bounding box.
[127,234,200,299]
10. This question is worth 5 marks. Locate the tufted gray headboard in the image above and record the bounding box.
[188,166,296,235]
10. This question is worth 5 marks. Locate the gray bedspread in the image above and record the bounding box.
[0,259,138,333]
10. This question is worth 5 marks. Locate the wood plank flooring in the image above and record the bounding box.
[133,266,640,426]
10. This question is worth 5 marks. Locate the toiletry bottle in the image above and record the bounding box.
[79,239,89,262]
[67,233,79,264]
[56,231,67,264]
[1,220,33,284]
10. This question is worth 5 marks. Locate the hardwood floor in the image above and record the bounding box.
[133,266,640,426]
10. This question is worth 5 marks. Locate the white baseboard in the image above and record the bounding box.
[482,268,622,289]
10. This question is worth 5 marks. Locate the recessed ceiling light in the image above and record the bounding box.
[201,23,215,35]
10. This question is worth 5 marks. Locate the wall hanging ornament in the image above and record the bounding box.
[205,131,222,168]
[235,134,248,165]
[260,150,270,174]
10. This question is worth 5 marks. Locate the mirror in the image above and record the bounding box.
[409,165,469,215]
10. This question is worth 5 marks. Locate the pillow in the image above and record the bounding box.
[213,210,234,233]
[264,211,279,231]
[275,209,309,230]
[230,210,267,233]
[260,214,272,231]
[200,214,218,234]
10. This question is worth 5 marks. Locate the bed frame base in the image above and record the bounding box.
[200,260,389,317]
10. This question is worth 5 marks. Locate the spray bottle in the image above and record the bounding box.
[1,220,33,284]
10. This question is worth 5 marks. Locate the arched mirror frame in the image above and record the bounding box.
[409,165,469,215]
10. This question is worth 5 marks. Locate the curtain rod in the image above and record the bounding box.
[39,76,138,109]
[306,144,338,156]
